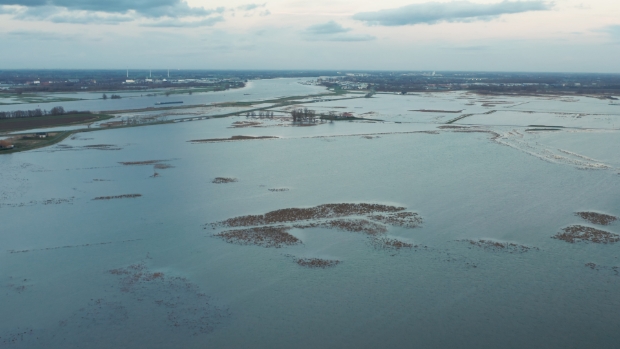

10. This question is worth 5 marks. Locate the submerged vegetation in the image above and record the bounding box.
[575,212,618,225]
[553,225,620,244]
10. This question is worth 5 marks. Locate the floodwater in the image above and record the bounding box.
[2,83,620,348]
[0,78,327,113]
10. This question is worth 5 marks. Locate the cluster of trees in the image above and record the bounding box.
[103,94,121,99]
[0,106,89,119]
[245,111,275,119]
[290,108,317,122]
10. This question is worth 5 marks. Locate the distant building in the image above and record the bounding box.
[0,140,14,150]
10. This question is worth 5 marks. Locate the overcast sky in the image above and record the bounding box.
[1,0,619,72]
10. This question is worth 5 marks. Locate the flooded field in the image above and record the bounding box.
[2,81,620,348]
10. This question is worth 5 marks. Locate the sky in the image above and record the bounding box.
[0,0,619,72]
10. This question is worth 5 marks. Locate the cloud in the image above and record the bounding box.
[305,21,350,35]
[12,7,135,24]
[352,1,552,26]
[237,3,265,11]
[302,21,375,42]
[5,30,80,41]
[0,0,221,18]
[601,25,620,42]
[142,16,225,27]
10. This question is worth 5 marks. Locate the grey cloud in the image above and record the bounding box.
[0,0,222,18]
[305,21,350,35]
[259,9,270,16]
[352,1,552,26]
[49,12,134,24]
[11,6,134,24]
[237,3,265,11]
[603,25,620,42]
[6,30,80,41]
[323,34,376,42]
[302,21,376,41]
[303,21,375,42]
[142,16,224,27]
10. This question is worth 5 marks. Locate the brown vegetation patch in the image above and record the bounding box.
[438,125,469,129]
[464,239,537,253]
[214,226,301,248]
[7,239,141,254]
[553,225,620,244]
[295,219,388,235]
[268,188,289,192]
[296,258,341,268]
[119,160,165,166]
[575,212,617,225]
[154,163,174,169]
[370,237,413,251]
[368,212,423,228]
[230,121,263,128]
[212,177,238,184]
[410,109,463,113]
[107,263,229,334]
[93,194,142,200]
[585,263,619,275]
[189,135,278,143]
[212,203,406,228]
[82,144,121,150]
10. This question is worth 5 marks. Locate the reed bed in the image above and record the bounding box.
[296,258,341,268]
[189,135,278,143]
[212,177,238,184]
[154,163,175,169]
[119,160,165,165]
[553,225,620,244]
[93,194,142,200]
[214,226,301,248]
[212,203,406,228]
[370,237,413,251]
[464,239,538,253]
[294,219,388,235]
[230,121,263,128]
[368,212,423,228]
[108,263,228,334]
[575,212,617,225]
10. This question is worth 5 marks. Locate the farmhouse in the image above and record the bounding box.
[0,140,14,150]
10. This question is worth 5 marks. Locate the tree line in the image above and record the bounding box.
[0,106,90,120]
[246,111,275,119]
[291,108,317,122]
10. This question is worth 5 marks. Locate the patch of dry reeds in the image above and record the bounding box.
[119,160,164,165]
[553,225,620,244]
[294,219,388,235]
[368,212,422,228]
[370,237,413,251]
[212,177,238,184]
[214,226,301,248]
[213,203,406,227]
[464,239,537,253]
[296,258,340,268]
[575,212,617,225]
[189,135,278,143]
[154,163,174,169]
[93,194,142,200]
